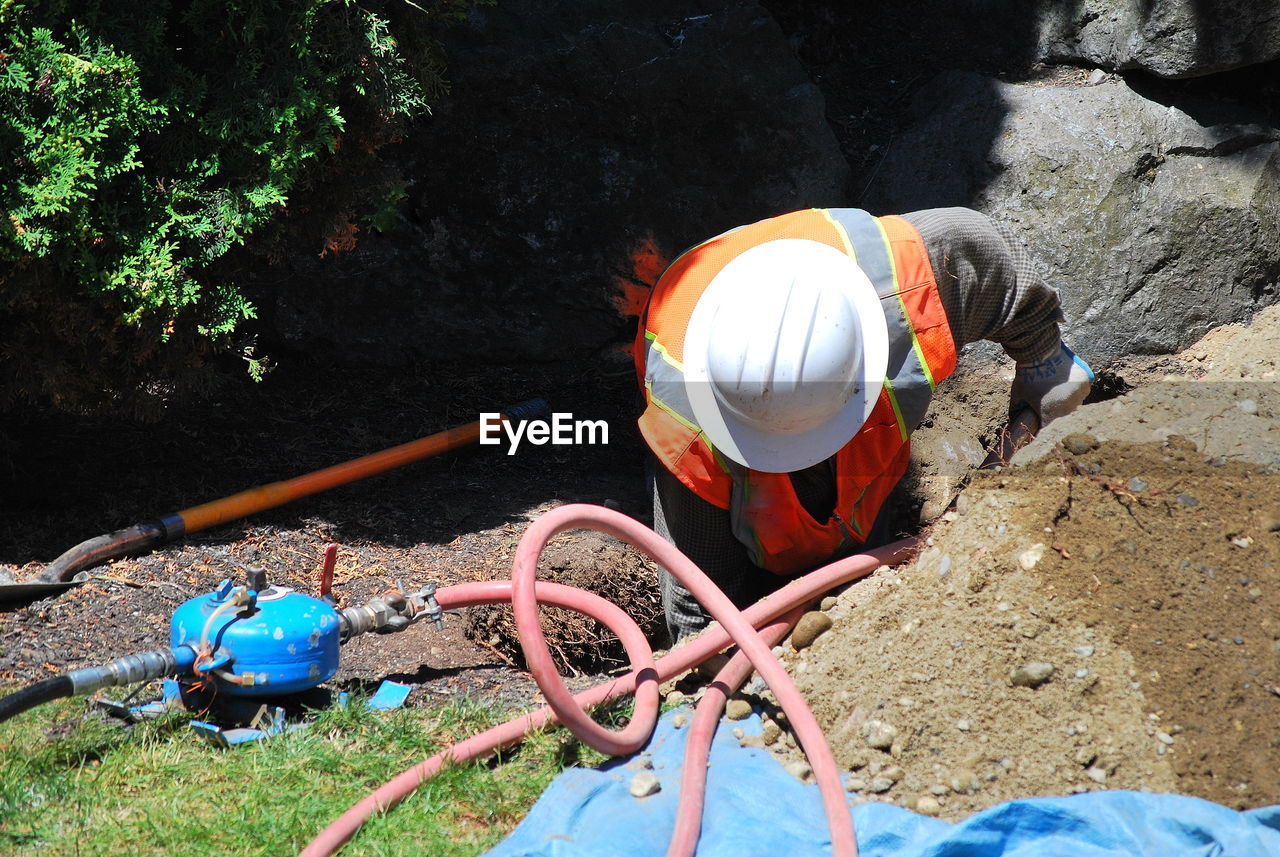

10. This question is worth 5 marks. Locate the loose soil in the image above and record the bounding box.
[766,438,1280,818]
[2,307,1278,825]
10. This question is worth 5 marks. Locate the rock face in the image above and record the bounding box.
[1015,303,1280,469]
[271,0,849,365]
[1033,0,1280,79]
[862,71,1280,365]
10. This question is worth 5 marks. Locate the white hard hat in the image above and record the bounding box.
[683,238,888,473]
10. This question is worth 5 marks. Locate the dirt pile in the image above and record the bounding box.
[754,306,1280,818]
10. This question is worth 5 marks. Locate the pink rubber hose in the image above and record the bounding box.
[299,504,918,857]
[516,506,858,856]
[667,607,802,857]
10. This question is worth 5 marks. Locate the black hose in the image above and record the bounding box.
[0,647,197,725]
[0,675,74,723]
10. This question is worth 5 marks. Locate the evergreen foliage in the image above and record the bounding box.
[0,0,470,415]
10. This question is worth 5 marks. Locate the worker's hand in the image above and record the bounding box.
[1009,342,1094,430]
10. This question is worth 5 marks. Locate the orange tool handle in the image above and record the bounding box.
[178,420,482,533]
[35,399,547,584]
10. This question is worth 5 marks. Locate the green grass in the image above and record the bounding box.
[0,689,608,856]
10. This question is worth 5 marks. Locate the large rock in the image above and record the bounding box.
[1034,0,1280,79]
[1016,303,1280,469]
[271,0,849,365]
[863,70,1280,367]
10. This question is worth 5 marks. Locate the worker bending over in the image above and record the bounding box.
[634,207,1093,640]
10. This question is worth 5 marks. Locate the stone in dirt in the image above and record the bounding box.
[950,769,981,795]
[867,776,896,794]
[862,720,898,751]
[790,610,834,650]
[1062,433,1100,455]
[914,795,942,816]
[1010,662,1056,689]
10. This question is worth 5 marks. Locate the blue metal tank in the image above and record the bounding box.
[170,579,341,696]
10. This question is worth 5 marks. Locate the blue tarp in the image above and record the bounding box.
[483,709,1280,857]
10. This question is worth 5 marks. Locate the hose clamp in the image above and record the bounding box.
[421,582,444,630]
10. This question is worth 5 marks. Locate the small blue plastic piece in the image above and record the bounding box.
[191,720,276,747]
[366,680,412,711]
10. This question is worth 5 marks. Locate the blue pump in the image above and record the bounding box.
[0,560,443,726]
[170,576,341,696]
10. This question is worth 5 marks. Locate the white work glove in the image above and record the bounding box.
[1009,342,1094,430]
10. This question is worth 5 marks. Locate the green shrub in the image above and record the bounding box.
[0,0,471,416]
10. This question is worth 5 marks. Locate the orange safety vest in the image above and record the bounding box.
[635,208,957,575]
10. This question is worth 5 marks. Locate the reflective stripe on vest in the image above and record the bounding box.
[636,209,956,572]
[826,209,937,439]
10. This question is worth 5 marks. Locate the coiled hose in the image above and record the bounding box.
[300,503,919,857]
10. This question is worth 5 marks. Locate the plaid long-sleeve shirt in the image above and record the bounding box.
[654,206,1068,640]
[902,207,1063,363]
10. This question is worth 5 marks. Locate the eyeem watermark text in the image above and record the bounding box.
[479,413,609,455]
